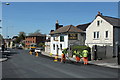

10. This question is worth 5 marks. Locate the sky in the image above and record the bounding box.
[1,2,118,38]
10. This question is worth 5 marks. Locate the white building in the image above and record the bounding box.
[85,12,120,59]
[50,24,85,56]
[45,35,51,53]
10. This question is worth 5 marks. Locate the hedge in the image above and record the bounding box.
[71,45,90,55]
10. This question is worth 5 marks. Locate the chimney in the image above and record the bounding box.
[50,30,54,32]
[98,11,102,16]
[55,20,59,30]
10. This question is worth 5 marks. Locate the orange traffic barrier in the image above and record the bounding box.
[36,52,39,57]
[29,51,32,55]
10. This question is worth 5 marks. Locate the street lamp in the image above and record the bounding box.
[5,3,10,5]
[0,2,10,38]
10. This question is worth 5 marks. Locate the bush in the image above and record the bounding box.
[71,45,90,55]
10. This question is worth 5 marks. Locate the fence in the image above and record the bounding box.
[92,45,113,60]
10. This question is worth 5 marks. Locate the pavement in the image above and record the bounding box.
[41,51,120,69]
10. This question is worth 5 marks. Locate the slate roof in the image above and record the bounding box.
[50,25,84,35]
[97,15,120,27]
[76,23,91,31]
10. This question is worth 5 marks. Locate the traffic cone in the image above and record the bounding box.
[29,51,32,55]
[36,52,39,57]
[54,55,58,62]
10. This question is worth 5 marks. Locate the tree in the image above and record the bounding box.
[0,34,3,40]
[28,30,42,36]
[14,32,26,43]
[38,42,45,47]
[0,34,3,46]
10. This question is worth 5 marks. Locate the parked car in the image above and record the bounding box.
[35,48,41,53]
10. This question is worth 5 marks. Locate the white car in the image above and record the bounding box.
[35,48,41,53]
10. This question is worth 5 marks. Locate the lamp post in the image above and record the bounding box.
[0,2,10,38]
[0,2,10,50]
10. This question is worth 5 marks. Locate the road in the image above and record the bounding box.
[2,49,119,79]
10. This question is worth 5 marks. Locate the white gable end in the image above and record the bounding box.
[86,16,114,47]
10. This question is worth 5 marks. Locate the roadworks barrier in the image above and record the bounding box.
[35,52,39,57]
[29,51,32,55]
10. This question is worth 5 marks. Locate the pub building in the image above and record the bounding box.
[50,20,86,56]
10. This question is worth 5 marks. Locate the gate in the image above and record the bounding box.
[92,45,113,60]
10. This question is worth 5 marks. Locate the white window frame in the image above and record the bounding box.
[93,31,99,39]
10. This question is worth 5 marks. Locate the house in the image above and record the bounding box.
[3,38,12,49]
[45,35,51,53]
[76,23,91,31]
[85,12,120,59]
[50,20,85,56]
[25,34,46,49]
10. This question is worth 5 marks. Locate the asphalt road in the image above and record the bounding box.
[2,49,119,79]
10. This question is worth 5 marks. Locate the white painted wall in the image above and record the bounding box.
[45,42,50,53]
[85,16,113,47]
[50,34,68,55]
[45,35,51,53]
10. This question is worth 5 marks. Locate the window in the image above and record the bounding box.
[93,31,99,39]
[60,36,64,42]
[53,44,55,50]
[97,32,99,38]
[97,21,100,26]
[60,44,62,50]
[105,31,108,38]
[94,32,96,38]
[54,36,58,41]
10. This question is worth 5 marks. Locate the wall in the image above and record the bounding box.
[45,42,50,53]
[68,33,85,46]
[50,34,68,55]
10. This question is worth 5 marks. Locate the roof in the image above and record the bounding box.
[76,23,91,31]
[50,25,84,35]
[97,15,120,27]
[26,33,46,37]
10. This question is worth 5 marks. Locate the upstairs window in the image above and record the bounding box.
[93,31,99,39]
[60,36,64,42]
[97,32,99,38]
[105,31,108,38]
[97,21,100,26]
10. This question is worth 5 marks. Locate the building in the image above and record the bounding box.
[76,23,91,31]
[25,34,46,49]
[45,35,51,53]
[50,20,85,56]
[85,12,120,59]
